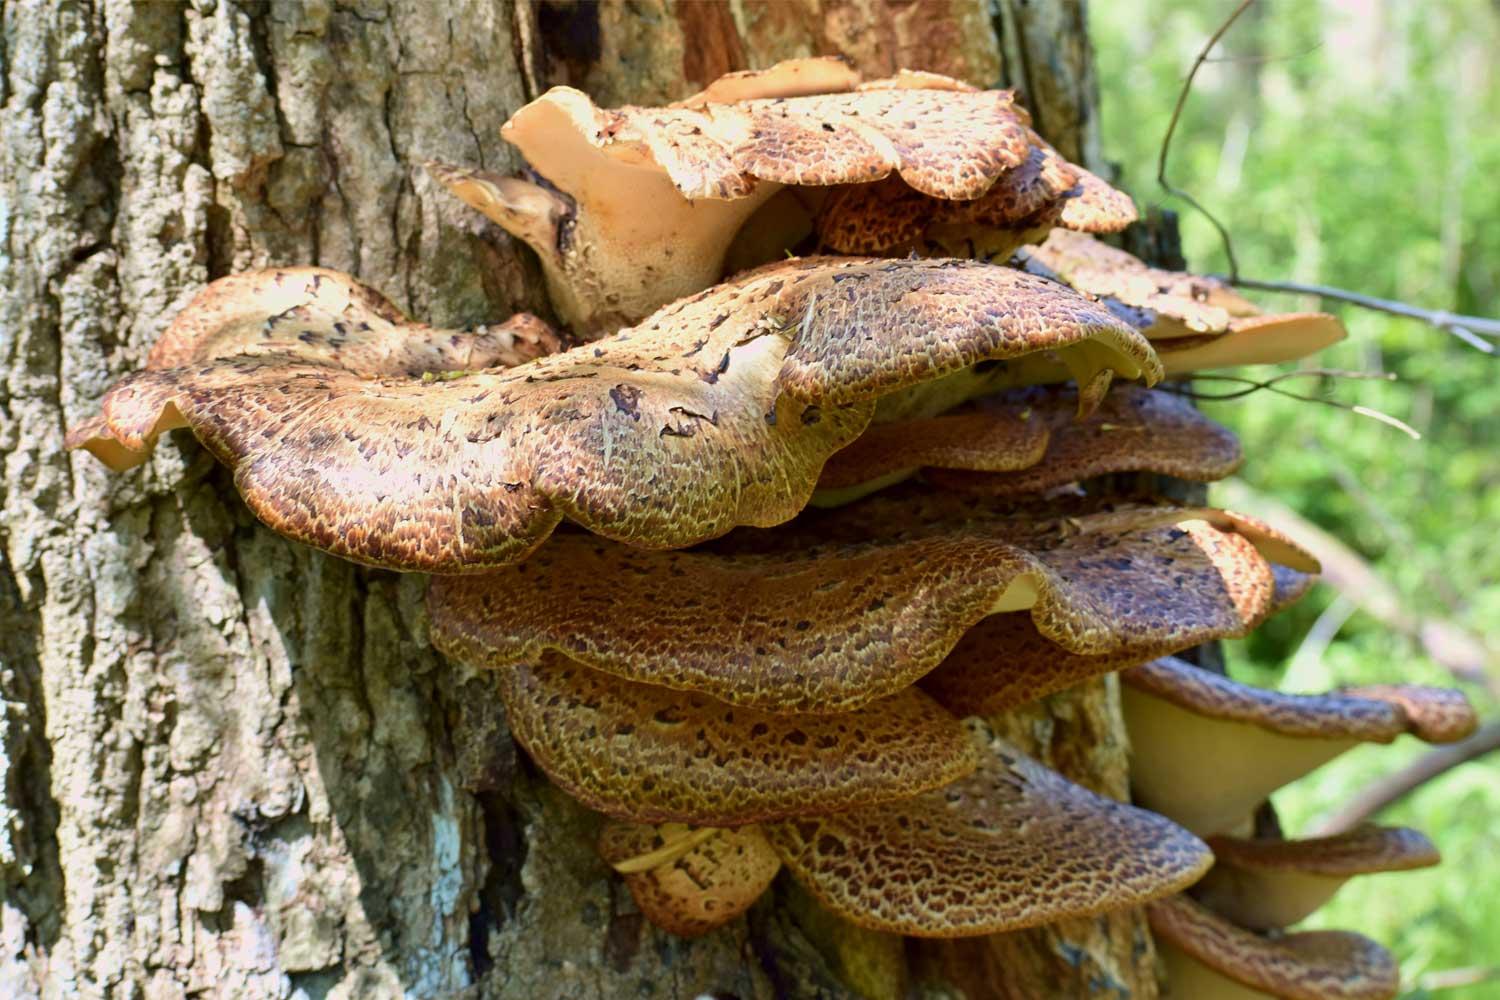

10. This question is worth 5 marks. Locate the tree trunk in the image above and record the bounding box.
[0,2,1148,997]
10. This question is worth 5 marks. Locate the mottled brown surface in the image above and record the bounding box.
[1022,228,1258,337]
[816,132,1135,254]
[1149,895,1399,1000]
[560,76,1032,201]
[814,399,1051,491]
[66,268,559,470]
[925,562,1317,718]
[1122,657,1475,742]
[494,657,976,825]
[1340,685,1480,743]
[597,823,782,938]
[772,257,1159,404]
[764,723,1211,937]
[920,384,1244,497]
[430,499,1287,714]
[77,257,1160,572]
[1206,826,1439,876]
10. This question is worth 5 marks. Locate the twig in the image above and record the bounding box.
[1415,966,1500,992]
[1157,0,1255,278]
[1162,371,1421,439]
[1308,720,1500,836]
[1224,276,1500,351]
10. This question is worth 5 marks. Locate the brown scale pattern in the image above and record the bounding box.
[430,499,1289,714]
[815,133,1135,255]
[773,257,1159,405]
[495,657,977,826]
[814,399,1051,491]
[596,823,781,938]
[1021,228,1259,337]
[598,81,1033,202]
[1148,895,1399,1000]
[763,723,1212,937]
[73,258,1152,572]
[67,268,559,471]
[1120,657,1475,742]
[1340,685,1479,743]
[918,384,1244,497]
[922,562,1315,718]
[1206,826,1439,877]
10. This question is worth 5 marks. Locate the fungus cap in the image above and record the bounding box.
[441,63,1036,330]
[429,499,1296,713]
[73,258,1151,572]
[67,267,559,472]
[922,558,1315,718]
[911,384,1244,500]
[1021,229,1258,337]
[494,656,977,826]
[1149,895,1399,1000]
[764,723,1212,937]
[597,822,781,937]
[1121,657,1477,835]
[1195,826,1439,931]
[1156,313,1347,374]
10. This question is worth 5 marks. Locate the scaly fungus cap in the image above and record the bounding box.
[923,559,1316,718]
[493,656,976,826]
[1149,894,1399,1000]
[815,132,1136,257]
[1195,826,1439,931]
[1121,656,1477,836]
[432,60,1034,331]
[869,384,1244,502]
[763,722,1212,937]
[597,821,781,938]
[71,257,1152,572]
[66,267,558,471]
[429,499,1298,713]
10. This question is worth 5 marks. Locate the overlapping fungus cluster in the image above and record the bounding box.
[70,59,1476,997]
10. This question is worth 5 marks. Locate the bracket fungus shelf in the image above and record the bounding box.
[64,57,1477,999]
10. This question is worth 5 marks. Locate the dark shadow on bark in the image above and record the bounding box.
[0,546,64,954]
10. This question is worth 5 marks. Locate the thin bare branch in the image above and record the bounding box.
[1308,720,1500,836]
[1157,0,1255,277]
[1162,371,1421,439]
[1225,275,1500,352]
[1415,966,1500,992]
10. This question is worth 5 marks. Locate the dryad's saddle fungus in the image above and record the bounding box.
[1149,894,1400,1000]
[70,257,1154,572]
[1195,825,1440,932]
[428,497,1302,714]
[763,721,1212,937]
[427,58,1150,332]
[1121,656,1478,836]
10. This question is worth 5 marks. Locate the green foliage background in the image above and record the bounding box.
[1091,2,1500,994]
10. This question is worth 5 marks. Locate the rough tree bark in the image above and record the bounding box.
[1,2,1149,997]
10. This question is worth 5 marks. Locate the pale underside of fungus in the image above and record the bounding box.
[68,257,1155,572]
[1122,656,1478,836]
[1195,825,1439,931]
